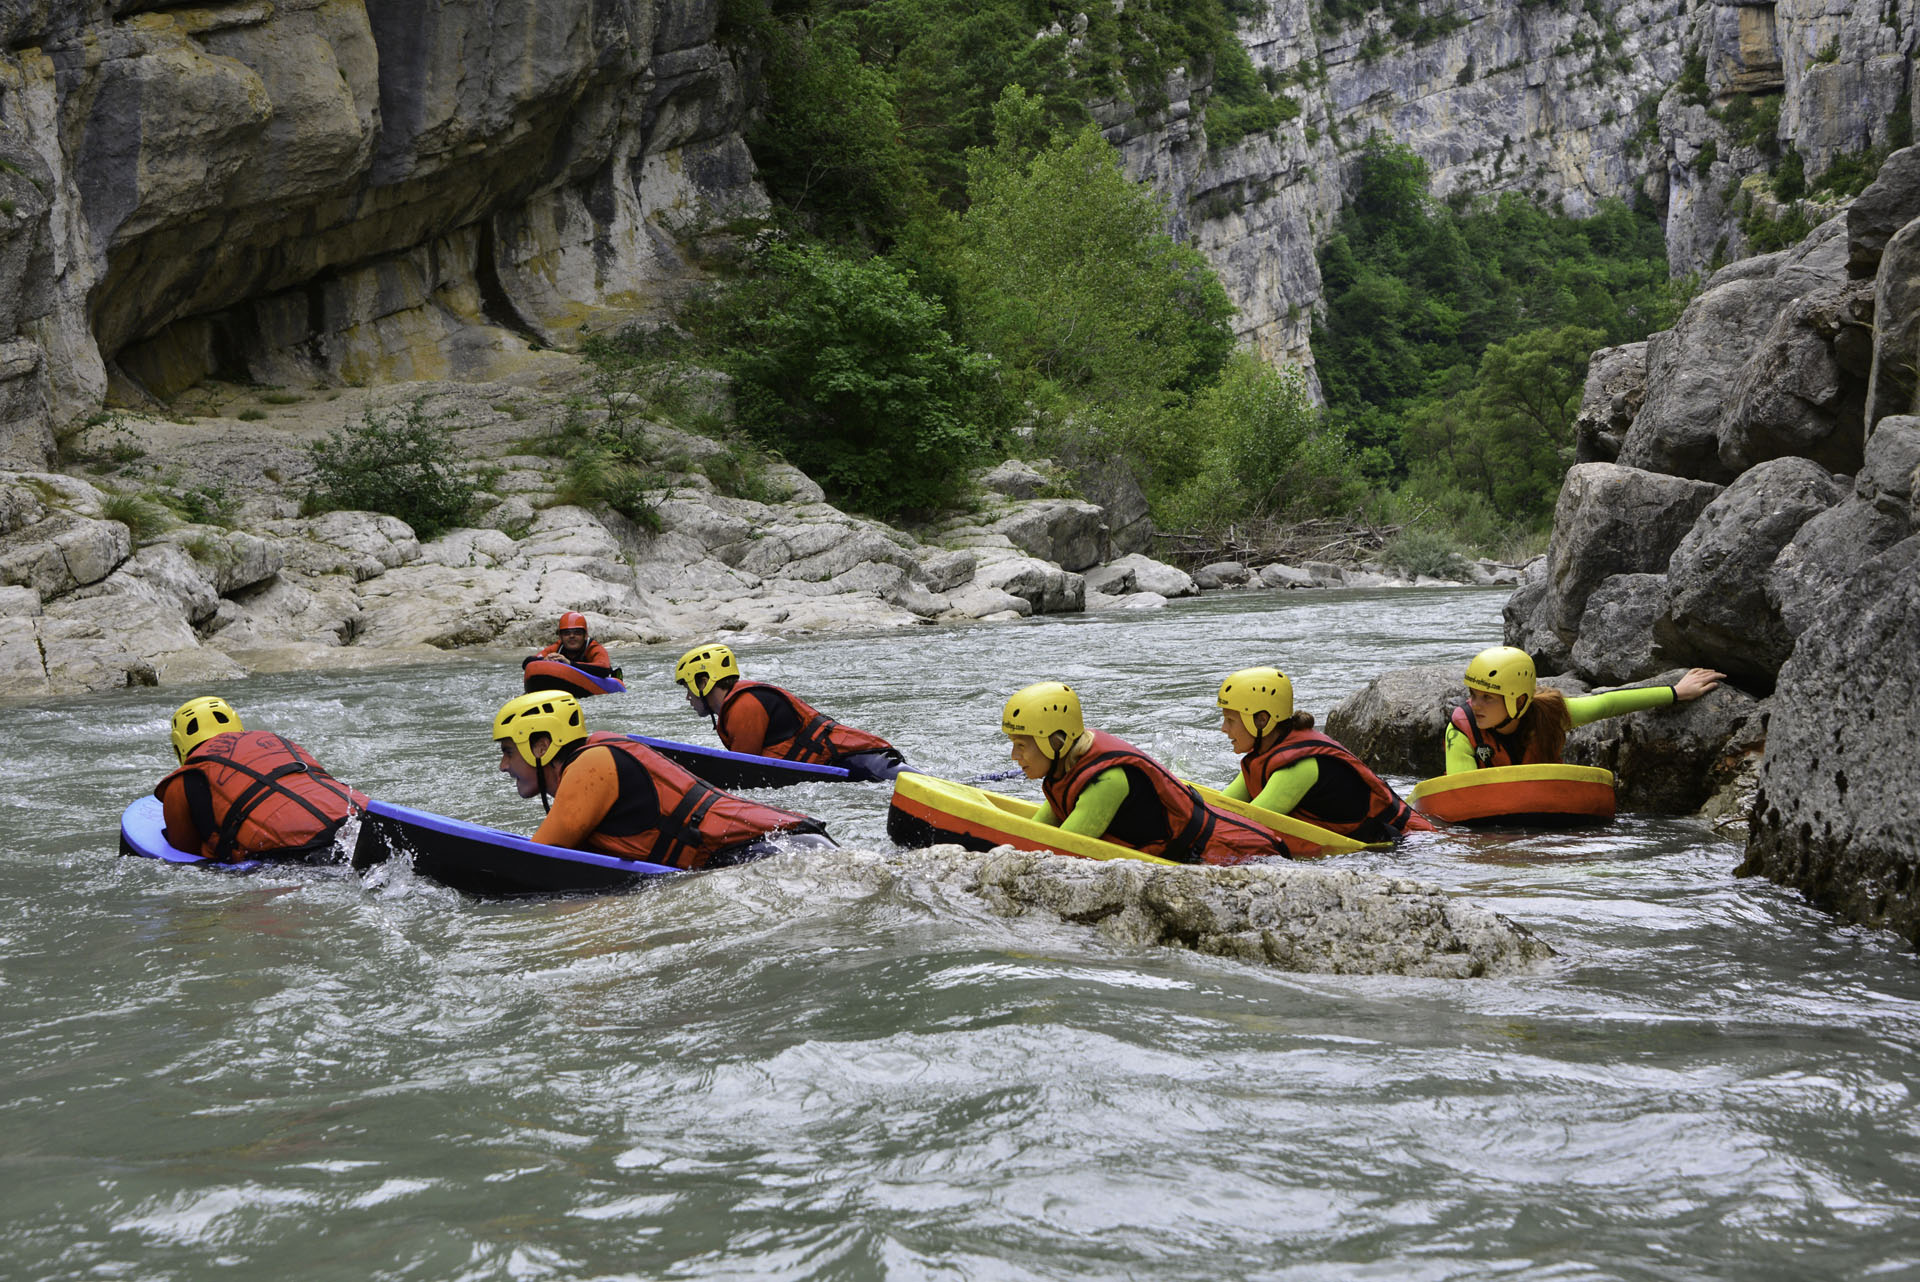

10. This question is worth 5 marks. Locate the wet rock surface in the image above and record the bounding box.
[824,844,1556,979]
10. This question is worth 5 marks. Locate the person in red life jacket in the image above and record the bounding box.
[1447,646,1726,774]
[674,643,910,783]
[524,612,618,676]
[154,695,368,863]
[492,690,834,870]
[1215,667,1429,844]
[1000,680,1293,864]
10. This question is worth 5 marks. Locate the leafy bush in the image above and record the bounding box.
[1379,525,1473,579]
[707,241,1004,516]
[1161,355,1361,528]
[304,401,477,538]
[163,482,236,527]
[100,492,171,543]
[553,441,661,532]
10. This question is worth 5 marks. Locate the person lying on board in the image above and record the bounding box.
[1447,646,1726,774]
[1000,680,1290,864]
[492,691,833,870]
[154,696,368,863]
[673,643,909,783]
[522,611,619,677]
[1215,667,1429,843]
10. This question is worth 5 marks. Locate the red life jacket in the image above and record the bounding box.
[1448,704,1538,769]
[1041,729,1290,864]
[155,731,368,863]
[538,639,613,672]
[1243,728,1430,841]
[717,679,894,765]
[567,733,824,869]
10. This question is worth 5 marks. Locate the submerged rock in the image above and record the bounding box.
[823,844,1555,978]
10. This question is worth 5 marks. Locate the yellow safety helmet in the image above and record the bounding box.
[493,690,587,767]
[170,696,242,764]
[1464,645,1537,721]
[674,643,738,697]
[1217,667,1294,732]
[1001,681,1084,759]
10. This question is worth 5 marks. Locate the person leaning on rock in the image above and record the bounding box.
[524,611,618,676]
[673,643,910,782]
[492,690,834,870]
[155,696,368,863]
[1447,646,1726,773]
[1001,681,1293,864]
[1214,667,1429,843]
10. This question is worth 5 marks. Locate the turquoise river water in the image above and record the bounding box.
[2,587,1916,1281]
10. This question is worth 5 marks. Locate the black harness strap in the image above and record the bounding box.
[651,781,727,867]
[204,736,350,862]
[791,712,840,761]
[1161,786,1215,864]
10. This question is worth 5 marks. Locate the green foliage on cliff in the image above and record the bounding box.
[1312,140,1675,529]
[729,0,1298,235]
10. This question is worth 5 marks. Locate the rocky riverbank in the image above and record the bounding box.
[1328,151,1920,947]
[0,358,1521,698]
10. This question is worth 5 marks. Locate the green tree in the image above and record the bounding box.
[946,96,1235,490]
[747,21,921,243]
[1163,354,1361,527]
[714,242,1004,516]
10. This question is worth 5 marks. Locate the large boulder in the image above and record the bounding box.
[1657,457,1847,687]
[0,511,133,598]
[1846,144,1920,278]
[1101,552,1197,598]
[1865,212,1920,429]
[1540,463,1723,646]
[973,557,1085,613]
[1767,497,1912,647]
[1621,217,1850,482]
[1573,341,1646,464]
[1325,664,1461,779]
[1568,572,1674,686]
[990,499,1107,572]
[1066,453,1154,556]
[1718,279,1875,475]
[1563,675,1766,815]
[1740,535,1920,946]
[1502,571,1572,677]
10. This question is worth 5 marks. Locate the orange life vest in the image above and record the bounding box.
[717,679,894,765]
[1448,704,1537,769]
[1243,728,1430,841]
[538,639,613,671]
[565,733,824,869]
[155,731,368,863]
[1042,729,1291,864]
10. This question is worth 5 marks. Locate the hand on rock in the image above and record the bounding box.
[1674,668,1726,702]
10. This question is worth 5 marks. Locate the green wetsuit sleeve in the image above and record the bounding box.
[1443,725,1479,774]
[1058,768,1131,838]
[1031,799,1057,825]
[1567,685,1676,728]
[1250,758,1318,814]
[1222,775,1251,802]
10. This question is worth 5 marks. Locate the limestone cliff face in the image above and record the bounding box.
[0,0,762,467]
[1110,0,1915,371]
